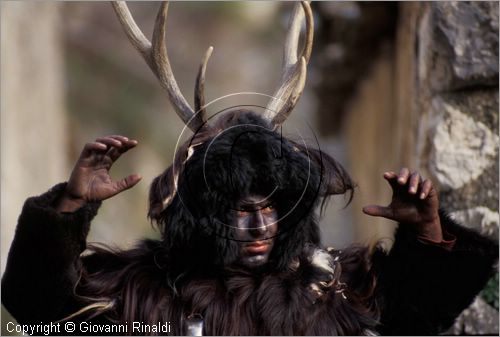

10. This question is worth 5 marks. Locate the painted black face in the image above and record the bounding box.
[232,195,278,268]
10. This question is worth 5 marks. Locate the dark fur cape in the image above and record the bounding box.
[2,112,498,335]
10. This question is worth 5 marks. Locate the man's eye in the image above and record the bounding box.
[261,205,275,214]
[237,210,250,217]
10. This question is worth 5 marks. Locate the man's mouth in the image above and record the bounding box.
[244,242,271,254]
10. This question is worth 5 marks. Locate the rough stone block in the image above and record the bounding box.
[427,95,498,190]
[450,206,499,240]
[429,2,499,91]
[446,297,499,335]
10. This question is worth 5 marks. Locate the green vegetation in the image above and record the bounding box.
[481,272,499,310]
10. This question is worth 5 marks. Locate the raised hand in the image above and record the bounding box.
[56,135,142,213]
[362,168,442,242]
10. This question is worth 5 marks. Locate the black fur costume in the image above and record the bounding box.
[2,112,498,335]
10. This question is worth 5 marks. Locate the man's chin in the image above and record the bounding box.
[239,254,269,269]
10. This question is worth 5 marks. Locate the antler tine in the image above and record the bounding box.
[283,1,313,67]
[151,2,206,131]
[194,46,214,122]
[112,1,206,132]
[111,2,152,63]
[265,1,313,125]
[272,57,306,125]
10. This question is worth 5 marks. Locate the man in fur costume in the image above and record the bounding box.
[2,2,498,336]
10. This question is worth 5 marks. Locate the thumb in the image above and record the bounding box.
[362,205,394,220]
[113,173,142,194]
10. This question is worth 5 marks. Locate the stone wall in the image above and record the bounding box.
[414,2,499,334]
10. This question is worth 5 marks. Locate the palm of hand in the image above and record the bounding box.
[68,153,115,202]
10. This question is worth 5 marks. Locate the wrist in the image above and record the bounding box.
[55,190,87,213]
[416,217,442,242]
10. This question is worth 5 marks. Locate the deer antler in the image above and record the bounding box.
[112,1,313,130]
[195,46,213,122]
[111,1,209,132]
[266,1,313,126]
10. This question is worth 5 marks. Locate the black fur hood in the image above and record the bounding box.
[148,110,354,273]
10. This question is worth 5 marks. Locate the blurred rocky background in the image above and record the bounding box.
[1,1,498,335]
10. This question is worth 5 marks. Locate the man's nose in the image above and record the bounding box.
[248,211,268,236]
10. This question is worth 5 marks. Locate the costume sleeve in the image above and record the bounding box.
[1,183,101,324]
[372,209,499,335]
